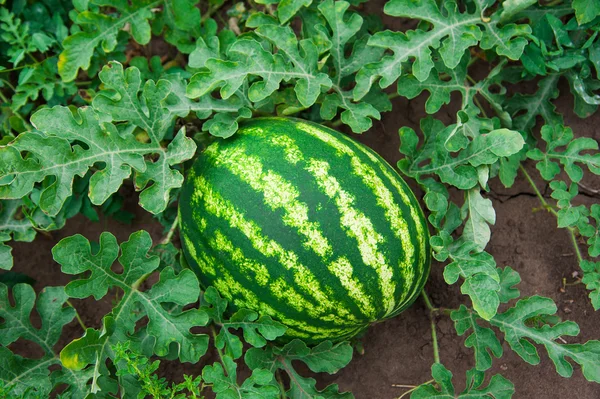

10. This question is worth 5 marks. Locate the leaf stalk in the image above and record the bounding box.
[161,213,180,245]
[421,290,440,364]
[66,300,87,331]
[519,164,583,263]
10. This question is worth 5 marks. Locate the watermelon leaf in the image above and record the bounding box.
[0,62,197,216]
[549,181,587,229]
[0,284,90,397]
[202,287,287,360]
[411,363,514,399]
[164,74,252,138]
[398,118,524,190]
[580,260,600,310]
[0,200,36,270]
[245,339,354,398]
[451,305,503,371]
[455,296,600,383]
[498,267,521,304]
[354,0,530,99]
[316,0,386,133]
[544,182,600,306]
[252,0,314,24]
[490,296,600,383]
[187,28,332,109]
[449,268,519,371]
[52,231,209,395]
[581,205,600,258]
[397,51,470,115]
[58,0,202,81]
[505,74,563,135]
[203,356,280,399]
[461,189,495,253]
[527,125,600,182]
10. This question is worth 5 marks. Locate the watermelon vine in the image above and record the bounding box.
[1,0,600,398]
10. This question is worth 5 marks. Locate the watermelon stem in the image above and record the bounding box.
[394,379,435,399]
[210,325,230,375]
[66,299,87,331]
[275,370,286,398]
[161,213,180,245]
[519,165,584,264]
[420,289,438,313]
[421,290,441,364]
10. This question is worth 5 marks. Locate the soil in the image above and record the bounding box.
[5,2,600,398]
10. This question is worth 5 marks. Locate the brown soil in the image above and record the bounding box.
[6,2,600,398]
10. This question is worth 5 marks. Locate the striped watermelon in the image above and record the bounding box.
[179,117,430,343]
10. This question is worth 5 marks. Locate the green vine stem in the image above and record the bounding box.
[394,379,435,399]
[201,1,227,22]
[210,325,228,374]
[569,228,584,263]
[161,213,180,245]
[519,165,584,263]
[276,370,286,398]
[421,289,440,364]
[66,300,87,331]
[0,89,8,104]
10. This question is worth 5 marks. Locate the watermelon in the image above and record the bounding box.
[179,117,430,343]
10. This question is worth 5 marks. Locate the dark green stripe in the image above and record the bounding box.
[202,138,372,321]
[243,120,391,318]
[335,132,430,307]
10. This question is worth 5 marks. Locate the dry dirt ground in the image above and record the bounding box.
[7,2,600,398]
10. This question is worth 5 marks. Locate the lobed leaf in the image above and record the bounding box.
[0,284,90,397]
[316,0,386,132]
[452,305,503,371]
[549,181,588,228]
[202,287,287,360]
[411,363,514,399]
[580,204,600,258]
[53,231,209,395]
[398,118,524,190]
[164,74,252,138]
[0,200,36,270]
[203,356,280,399]
[580,260,600,310]
[504,74,563,136]
[0,62,196,216]
[58,0,155,81]
[354,0,530,99]
[527,124,600,182]
[490,296,600,382]
[246,339,354,398]
[58,0,203,80]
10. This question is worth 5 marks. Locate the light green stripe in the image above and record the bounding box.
[269,134,303,164]
[339,136,429,305]
[204,141,377,318]
[205,143,331,258]
[210,230,270,286]
[190,174,358,324]
[298,122,421,313]
[306,158,397,314]
[211,268,362,338]
[348,155,415,304]
[329,257,376,317]
[208,267,312,338]
[181,225,216,277]
[209,228,363,324]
